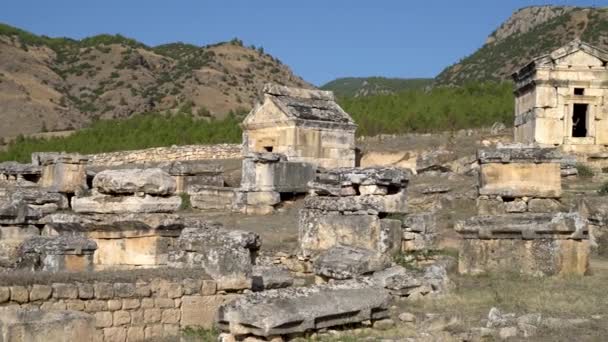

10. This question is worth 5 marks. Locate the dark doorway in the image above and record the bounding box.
[263,146,273,152]
[574,88,585,95]
[572,104,588,137]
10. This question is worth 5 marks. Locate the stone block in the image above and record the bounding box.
[0,287,10,303]
[93,168,176,196]
[77,282,94,299]
[10,286,29,303]
[479,163,561,198]
[52,283,78,299]
[72,190,181,214]
[181,295,239,329]
[0,308,95,342]
[313,245,391,280]
[161,309,181,324]
[95,311,113,328]
[216,280,390,337]
[122,299,140,310]
[108,299,122,311]
[66,300,85,311]
[144,308,161,324]
[527,198,564,213]
[190,186,237,211]
[201,280,217,296]
[130,309,144,326]
[95,282,114,299]
[303,189,408,214]
[18,236,96,272]
[113,311,131,326]
[251,266,294,291]
[126,327,144,342]
[299,210,401,257]
[29,285,52,301]
[140,298,154,309]
[103,327,126,342]
[144,325,163,340]
[39,153,88,194]
[242,191,281,206]
[459,238,589,276]
[155,298,174,309]
[113,283,136,298]
[84,300,107,312]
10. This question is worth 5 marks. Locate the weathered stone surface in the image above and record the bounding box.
[37,153,88,194]
[402,212,437,252]
[241,155,317,193]
[217,280,390,337]
[93,168,176,195]
[72,190,181,214]
[251,266,294,291]
[313,245,391,280]
[479,162,562,198]
[0,188,68,225]
[0,307,95,342]
[478,147,563,164]
[455,212,588,240]
[304,190,408,214]
[459,238,589,276]
[18,236,97,272]
[168,227,260,290]
[190,186,237,211]
[372,264,451,297]
[299,210,401,257]
[182,294,239,329]
[311,167,409,189]
[527,198,564,213]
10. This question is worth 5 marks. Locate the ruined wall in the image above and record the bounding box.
[0,271,238,342]
[87,144,242,167]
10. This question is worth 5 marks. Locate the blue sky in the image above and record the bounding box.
[1,1,603,85]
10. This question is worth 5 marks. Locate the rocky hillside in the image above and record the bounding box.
[321,77,433,97]
[436,6,608,85]
[0,24,311,138]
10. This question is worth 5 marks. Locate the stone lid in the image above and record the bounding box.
[20,236,97,255]
[455,212,588,240]
[32,152,89,166]
[0,162,41,175]
[161,161,224,176]
[478,146,563,164]
[312,167,410,188]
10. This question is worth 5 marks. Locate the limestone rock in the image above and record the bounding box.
[18,236,97,272]
[72,190,181,214]
[216,279,391,337]
[0,308,95,342]
[478,147,563,164]
[312,245,391,280]
[303,190,408,214]
[93,168,176,195]
[251,266,294,291]
[169,227,260,290]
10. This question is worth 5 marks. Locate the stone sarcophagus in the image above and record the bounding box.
[457,146,590,276]
[18,236,97,272]
[40,213,184,270]
[299,167,409,257]
[163,161,224,193]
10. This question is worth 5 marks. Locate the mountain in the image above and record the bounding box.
[436,6,608,85]
[321,77,433,97]
[0,24,311,138]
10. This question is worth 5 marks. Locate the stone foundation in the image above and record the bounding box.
[0,269,239,342]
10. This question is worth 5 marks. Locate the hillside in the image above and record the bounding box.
[321,77,433,97]
[0,24,311,138]
[436,6,608,84]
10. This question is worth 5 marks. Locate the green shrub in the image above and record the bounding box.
[179,193,192,211]
[0,112,243,162]
[576,163,594,178]
[338,81,514,136]
[181,326,219,342]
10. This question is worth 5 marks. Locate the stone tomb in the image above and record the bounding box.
[18,235,97,272]
[299,167,409,257]
[40,213,184,270]
[456,146,590,276]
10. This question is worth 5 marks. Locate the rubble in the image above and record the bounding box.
[217,279,391,337]
[251,266,294,291]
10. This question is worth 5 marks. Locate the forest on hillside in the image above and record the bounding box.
[0,81,513,162]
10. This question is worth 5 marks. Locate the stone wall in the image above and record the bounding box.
[87,144,242,167]
[0,270,239,342]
